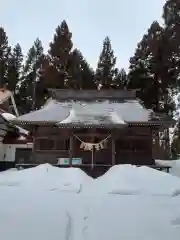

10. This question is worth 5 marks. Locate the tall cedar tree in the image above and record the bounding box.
[163,0,180,157]
[44,20,73,89]
[67,49,83,89]
[128,21,175,115]
[7,43,23,93]
[7,43,23,114]
[18,38,44,113]
[113,68,128,89]
[171,121,180,159]
[80,55,96,90]
[163,0,180,89]
[68,49,96,89]
[0,27,11,87]
[95,37,117,89]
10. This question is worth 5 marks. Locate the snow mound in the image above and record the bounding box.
[1,164,180,240]
[95,164,180,197]
[0,164,92,193]
[156,159,180,178]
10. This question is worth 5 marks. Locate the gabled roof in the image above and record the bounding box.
[1,112,29,135]
[9,98,160,128]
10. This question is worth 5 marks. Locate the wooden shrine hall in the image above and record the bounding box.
[10,89,174,177]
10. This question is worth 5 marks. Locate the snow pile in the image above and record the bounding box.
[0,164,180,240]
[84,165,180,239]
[135,166,180,196]
[0,164,92,193]
[94,165,140,195]
[155,159,180,178]
[0,164,93,240]
[95,164,180,196]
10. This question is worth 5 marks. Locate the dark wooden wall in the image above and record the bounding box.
[26,126,154,166]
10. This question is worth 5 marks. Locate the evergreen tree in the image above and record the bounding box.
[95,37,117,89]
[163,0,180,52]
[0,27,11,87]
[67,49,83,89]
[80,57,96,90]
[7,43,23,93]
[163,0,180,91]
[45,20,73,88]
[163,1,180,157]
[67,49,96,89]
[171,121,180,159]
[18,38,44,113]
[113,68,128,89]
[128,21,175,115]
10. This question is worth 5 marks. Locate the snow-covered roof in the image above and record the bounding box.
[2,112,29,135]
[58,107,126,127]
[0,89,12,104]
[9,98,157,127]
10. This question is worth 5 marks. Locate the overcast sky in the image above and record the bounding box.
[0,0,166,70]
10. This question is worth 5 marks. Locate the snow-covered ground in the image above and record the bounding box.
[0,164,180,240]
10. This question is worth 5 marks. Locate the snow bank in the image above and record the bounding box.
[0,164,180,240]
[0,164,92,193]
[156,159,180,178]
[95,165,180,197]
[0,164,93,240]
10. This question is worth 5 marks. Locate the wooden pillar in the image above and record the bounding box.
[165,127,170,159]
[91,146,95,169]
[32,126,37,164]
[112,138,115,165]
[69,134,73,167]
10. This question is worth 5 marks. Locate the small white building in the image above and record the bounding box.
[0,88,33,170]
